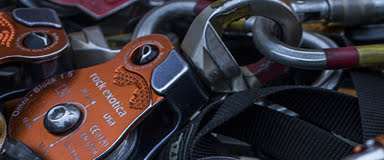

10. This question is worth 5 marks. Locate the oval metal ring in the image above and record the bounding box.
[132,1,197,39]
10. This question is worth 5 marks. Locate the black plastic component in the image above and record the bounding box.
[151,50,209,122]
[130,101,181,159]
[163,69,209,122]
[3,138,43,160]
[12,8,62,28]
[0,66,20,91]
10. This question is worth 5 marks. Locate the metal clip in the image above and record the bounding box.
[181,0,302,92]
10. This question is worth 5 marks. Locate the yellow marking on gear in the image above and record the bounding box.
[302,22,344,34]
[338,88,357,97]
[217,5,251,29]
[356,44,384,67]
[226,18,246,30]
[211,0,227,8]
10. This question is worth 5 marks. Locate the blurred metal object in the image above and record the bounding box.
[20,0,140,19]
[19,0,80,17]
[301,30,338,49]
[144,0,166,7]
[288,0,384,26]
[132,0,196,39]
[104,129,138,160]
[288,0,328,22]
[241,18,341,89]
[343,135,384,160]
[182,0,302,92]
[346,24,384,45]
[69,26,120,69]
[48,0,138,19]
[0,111,7,152]
[0,8,71,101]
[0,111,43,160]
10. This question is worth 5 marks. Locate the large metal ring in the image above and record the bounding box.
[131,1,197,39]
[301,30,343,90]
[242,18,341,89]
[252,17,328,69]
[181,0,302,92]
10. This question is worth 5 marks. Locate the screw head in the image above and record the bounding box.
[44,103,82,134]
[131,44,159,65]
[23,32,52,49]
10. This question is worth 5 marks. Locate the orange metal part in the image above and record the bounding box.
[0,12,69,64]
[8,34,173,159]
[375,135,384,146]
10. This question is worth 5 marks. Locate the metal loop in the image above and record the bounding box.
[182,0,302,92]
[252,17,328,69]
[132,1,197,39]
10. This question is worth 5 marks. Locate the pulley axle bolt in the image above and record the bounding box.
[43,103,82,134]
[23,32,52,49]
[131,44,158,65]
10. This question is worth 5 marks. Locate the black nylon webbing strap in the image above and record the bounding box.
[158,86,359,160]
[158,70,384,160]
[195,86,305,138]
[214,107,353,160]
[191,87,358,160]
[266,89,363,143]
[351,69,384,140]
[159,99,224,160]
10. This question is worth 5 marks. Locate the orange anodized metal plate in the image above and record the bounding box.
[0,12,69,64]
[8,34,173,159]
